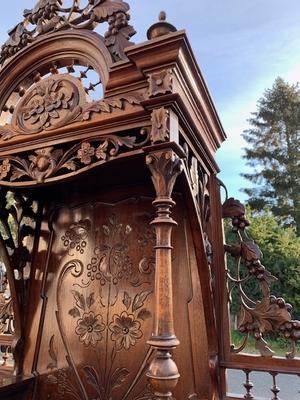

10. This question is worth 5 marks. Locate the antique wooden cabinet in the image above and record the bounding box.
[0,2,299,400]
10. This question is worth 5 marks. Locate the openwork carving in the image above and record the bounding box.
[0,189,39,372]
[0,76,145,141]
[223,197,300,358]
[0,268,14,336]
[0,129,150,185]
[0,0,136,65]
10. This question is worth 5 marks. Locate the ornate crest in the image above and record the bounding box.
[0,0,136,65]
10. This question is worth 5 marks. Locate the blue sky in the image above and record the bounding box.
[1,1,300,200]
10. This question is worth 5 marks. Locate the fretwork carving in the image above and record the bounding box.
[223,197,300,358]
[0,129,150,185]
[0,0,136,65]
[0,189,39,373]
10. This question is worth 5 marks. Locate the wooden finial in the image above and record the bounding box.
[159,11,167,21]
[147,11,177,40]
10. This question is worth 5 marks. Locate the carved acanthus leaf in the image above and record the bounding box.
[150,107,170,144]
[146,150,183,199]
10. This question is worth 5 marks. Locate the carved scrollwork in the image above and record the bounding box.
[223,196,300,358]
[0,0,136,65]
[0,129,150,185]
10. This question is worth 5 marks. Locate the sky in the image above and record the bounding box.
[1,0,300,200]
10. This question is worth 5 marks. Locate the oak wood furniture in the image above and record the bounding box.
[0,2,298,399]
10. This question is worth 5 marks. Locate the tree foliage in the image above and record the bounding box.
[242,77,300,234]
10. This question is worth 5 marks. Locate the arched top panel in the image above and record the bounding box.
[0,30,116,140]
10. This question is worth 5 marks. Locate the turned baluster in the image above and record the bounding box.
[243,369,254,399]
[145,149,183,400]
[270,372,280,400]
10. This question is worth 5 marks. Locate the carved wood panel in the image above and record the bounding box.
[29,192,209,400]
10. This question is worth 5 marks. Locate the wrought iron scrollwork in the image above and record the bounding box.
[222,197,300,358]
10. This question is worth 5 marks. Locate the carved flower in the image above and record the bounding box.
[23,79,73,129]
[0,159,11,180]
[75,312,105,347]
[95,141,108,160]
[109,311,142,350]
[77,142,95,165]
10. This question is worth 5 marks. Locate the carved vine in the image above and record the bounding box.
[223,197,300,358]
[0,129,150,184]
[0,0,136,65]
[0,189,39,371]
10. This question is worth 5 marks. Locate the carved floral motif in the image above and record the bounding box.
[0,0,135,65]
[0,159,10,179]
[17,75,81,134]
[0,129,150,185]
[109,311,143,350]
[54,209,154,399]
[148,69,173,97]
[76,311,105,347]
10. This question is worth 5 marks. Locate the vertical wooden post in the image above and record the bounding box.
[145,148,183,400]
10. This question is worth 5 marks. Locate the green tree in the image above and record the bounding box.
[242,77,300,235]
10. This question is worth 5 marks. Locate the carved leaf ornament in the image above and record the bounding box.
[223,197,300,358]
[0,129,150,184]
[0,0,136,65]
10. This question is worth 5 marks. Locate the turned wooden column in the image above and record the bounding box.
[145,148,183,399]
